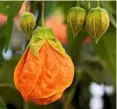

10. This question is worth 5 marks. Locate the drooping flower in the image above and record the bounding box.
[14,27,74,105]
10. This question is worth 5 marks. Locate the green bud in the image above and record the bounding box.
[86,7,110,44]
[19,12,36,40]
[67,7,86,36]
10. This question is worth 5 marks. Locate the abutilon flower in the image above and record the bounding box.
[14,27,74,105]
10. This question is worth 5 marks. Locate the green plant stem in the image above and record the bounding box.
[0,83,15,89]
[36,2,41,27]
[41,1,45,27]
[76,0,80,7]
[0,96,7,109]
[24,102,28,109]
[63,69,83,109]
[97,0,100,7]
[0,84,16,109]
[25,0,29,12]
[87,0,90,9]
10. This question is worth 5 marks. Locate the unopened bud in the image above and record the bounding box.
[67,7,86,36]
[86,7,110,44]
[19,12,36,40]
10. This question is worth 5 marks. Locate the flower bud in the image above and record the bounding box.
[19,12,36,40]
[86,7,110,44]
[67,7,86,36]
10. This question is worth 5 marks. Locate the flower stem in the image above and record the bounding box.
[76,0,80,7]
[24,102,28,109]
[97,0,100,7]
[25,0,29,12]
[0,83,15,89]
[41,1,45,27]
[63,68,83,109]
[87,0,90,9]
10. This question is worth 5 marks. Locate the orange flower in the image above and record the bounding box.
[14,27,74,105]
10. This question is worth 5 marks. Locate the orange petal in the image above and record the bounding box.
[14,41,74,104]
[14,48,29,89]
[29,42,74,99]
[31,92,63,105]
[14,45,45,100]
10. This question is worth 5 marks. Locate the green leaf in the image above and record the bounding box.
[0,87,23,109]
[0,55,20,84]
[94,25,116,85]
[0,96,7,109]
[0,1,23,52]
[63,69,82,109]
[101,1,116,15]
[0,2,22,16]
[81,1,90,11]
[108,13,116,28]
[4,16,14,52]
[0,55,23,109]
[67,26,88,65]
[45,1,57,17]
[0,25,6,61]
[56,1,76,16]
[80,54,114,85]
[101,1,116,28]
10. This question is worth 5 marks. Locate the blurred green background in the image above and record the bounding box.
[0,1,116,109]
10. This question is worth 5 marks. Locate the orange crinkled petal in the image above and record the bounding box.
[14,45,45,100]
[30,91,63,105]
[14,41,74,104]
[14,48,29,89]
[28,42,74,100]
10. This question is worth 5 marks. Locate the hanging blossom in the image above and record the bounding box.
[14,27,74,105]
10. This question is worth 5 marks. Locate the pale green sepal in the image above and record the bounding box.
[29,26,66,58]
[43,27,66,56]
[29,27,47,58]
[29,37,45,58]
[47,38,66,56]
[34,27,66,56]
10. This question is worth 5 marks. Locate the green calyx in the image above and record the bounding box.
[19,12,36,40]
[29,27,66,58]
[67,7,86,36]
[86,7,110,44]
